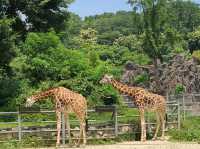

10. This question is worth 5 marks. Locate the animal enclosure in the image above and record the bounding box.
[0,93,199,145]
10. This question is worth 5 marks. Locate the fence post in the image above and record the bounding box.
[61,112,66,145]
[177,99,181,130]
[114,106,118,137]
[183,94,185,120]
[166,92,169,102]
[18,110,22,142]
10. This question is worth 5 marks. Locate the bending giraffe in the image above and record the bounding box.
[100,74,166,141]
[25,87,87,147]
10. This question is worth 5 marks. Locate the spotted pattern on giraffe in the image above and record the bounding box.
[100,74,166,142]
[25,86,87,147]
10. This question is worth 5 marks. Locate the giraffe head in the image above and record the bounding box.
[25,96,36,107]
[100,74,113,84]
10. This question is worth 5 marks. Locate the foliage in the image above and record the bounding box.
[0,141,20,149]
[168,0,200,33]
[0,0,200,110]
[192,50,200,63]
[83,11,136,44]
[175,84,185,95]
[188,27,200,52]
[0,18,16,72]
[0,0,73,36]
[0,77,20,109]
[9,31,125,107]
[114,34,143,51]
[133,73,149,84]
[169,117,200,142]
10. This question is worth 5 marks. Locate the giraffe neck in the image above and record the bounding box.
[30,88,55,101]
[110,79,137,96]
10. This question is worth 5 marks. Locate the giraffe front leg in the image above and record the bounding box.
[160,111,166,141]
[65,113,72,146]
[152,112,160,141]
[139,109,146,142]
[82,121,87,146]
[56,111,61,147]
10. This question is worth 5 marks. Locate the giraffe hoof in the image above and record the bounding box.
[160,137,165,141]
[141,139,146,142]
[55,144,60,148]
[68,144,73,147]
[152,137,157,141]
[80,144,86,148]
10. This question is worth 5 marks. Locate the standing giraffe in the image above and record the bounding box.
[100,74,166,141]
[25,87,87,147]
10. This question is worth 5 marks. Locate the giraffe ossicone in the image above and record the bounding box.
[100,74,166,141]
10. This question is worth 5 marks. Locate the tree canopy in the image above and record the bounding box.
[0,0,200,110]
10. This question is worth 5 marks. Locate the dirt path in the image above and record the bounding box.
[26,141,200,149]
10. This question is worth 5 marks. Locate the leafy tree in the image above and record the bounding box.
[188,26,200,53]
[83,11,138,45]
[0,18,16,73]
[67,13,82,36]
[169,0,200,33]
[128,0,175,93]
[113,34,143,51]
[0,0,73,37]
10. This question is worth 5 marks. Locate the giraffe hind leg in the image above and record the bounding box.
[77,121,83,147]
[139,109,146,141]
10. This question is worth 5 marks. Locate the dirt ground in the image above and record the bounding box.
[26,141,200,149]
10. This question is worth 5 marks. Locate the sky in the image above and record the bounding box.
[69,0,200,18]
[68,0,132,18]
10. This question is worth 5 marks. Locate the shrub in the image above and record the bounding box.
[133,73,149,84]
[0,141,20,149]
[192,50,200,63]
[169,116,200,142]
[175,83,185,94]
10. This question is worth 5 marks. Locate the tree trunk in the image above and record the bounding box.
[153,58,163,94]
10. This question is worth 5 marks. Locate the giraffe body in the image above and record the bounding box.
[100,75,166,141]
[25,87,87,147]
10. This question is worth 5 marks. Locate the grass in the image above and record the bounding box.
[168,116,200,142]
[0,121,56,129]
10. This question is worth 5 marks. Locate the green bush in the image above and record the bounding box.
[175,83,185,94]
[133,73,149,84]
[169,117,200,142]
[192,50,200,63]
[0,141,20,149]
[169,129,200,142]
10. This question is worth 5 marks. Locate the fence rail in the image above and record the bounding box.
[2,92,200,144]
[0,101,181,144]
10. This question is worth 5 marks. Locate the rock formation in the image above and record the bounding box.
[122,54,200,95]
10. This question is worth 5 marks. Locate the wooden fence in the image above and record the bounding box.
[167,93,200,118]
[0,101,180,145]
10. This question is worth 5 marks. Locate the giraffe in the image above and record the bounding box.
[100,74,166,141]
[25,87,87,147]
